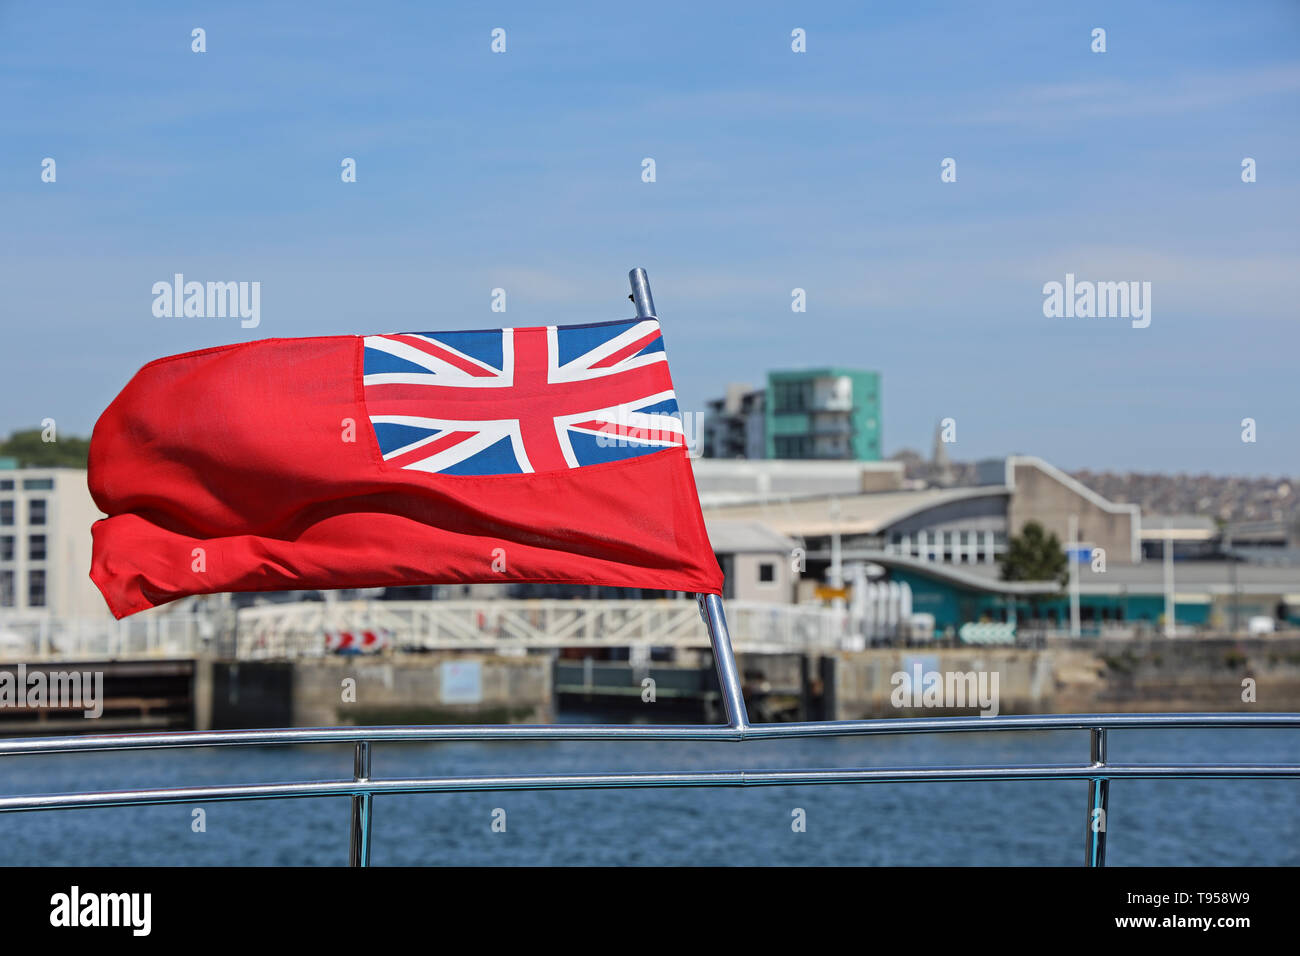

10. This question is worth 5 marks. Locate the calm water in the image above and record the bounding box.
[1,723,1297,865]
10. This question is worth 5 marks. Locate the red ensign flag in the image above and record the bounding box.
[89,318,722,618]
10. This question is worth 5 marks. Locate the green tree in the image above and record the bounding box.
[0,428,91,467]
[999,521,1069,587]
[999,521,1069,622]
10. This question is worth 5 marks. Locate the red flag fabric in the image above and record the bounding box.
[89,319,722,618]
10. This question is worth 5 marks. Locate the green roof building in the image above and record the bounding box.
[766,368,881,461]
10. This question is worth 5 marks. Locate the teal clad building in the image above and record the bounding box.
[766,369,881,461]
[878,556,1297,633]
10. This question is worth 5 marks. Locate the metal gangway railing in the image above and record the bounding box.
[234,597,854,658]
[0,612,214,662]
[0,599,858,662]
[1,594,1298,867]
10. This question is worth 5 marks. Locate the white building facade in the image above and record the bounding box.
[0,467,108,619]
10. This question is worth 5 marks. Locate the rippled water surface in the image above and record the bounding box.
[1,724,1296,865]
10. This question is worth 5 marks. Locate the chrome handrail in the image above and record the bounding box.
[2,713,1297,868]
[4,711,1300,755]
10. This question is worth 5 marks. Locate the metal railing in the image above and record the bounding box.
[0,613,213,662]
[7,605,1294,663]
[235,597,854,657]
[0,599,857,662]
[1,594,1298,867]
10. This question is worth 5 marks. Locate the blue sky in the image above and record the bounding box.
[2,1,1297,474]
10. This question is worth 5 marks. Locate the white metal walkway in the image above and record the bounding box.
[0,599,860,661]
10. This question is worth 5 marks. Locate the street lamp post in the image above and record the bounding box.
[1163,521,1175,639]
[829,498,844,611]
[1068,514,1081,638]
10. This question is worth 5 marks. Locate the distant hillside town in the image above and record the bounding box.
[890,450,1296,526]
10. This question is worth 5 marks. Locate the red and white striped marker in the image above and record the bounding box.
[324,629,391,653]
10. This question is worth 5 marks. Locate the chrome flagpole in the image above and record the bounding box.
[628,267,656,318]
[628,268,749,732]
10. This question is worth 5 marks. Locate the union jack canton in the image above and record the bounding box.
[362,318,686,475]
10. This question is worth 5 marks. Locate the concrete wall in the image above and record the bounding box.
[291,653,552,726]
[832,647,1067,718]
[859,468,903,493]
[198,639,1300,728]
[830,637,1300,718]
[1008,458,1139,565]
[1079,637,1300,713]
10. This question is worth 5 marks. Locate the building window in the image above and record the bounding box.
[772,380,811,414]
[0,479,12,490]
[28,569,46,607]
[775,435,812,458]
[22,478,54,491]
[0,570,12,607]
[758,562,776,583]
[0,536,11,561]
[28,498,46,525]
[0,501,11,526]
[29,534,47,561]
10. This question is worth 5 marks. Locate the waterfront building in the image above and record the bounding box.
[767,368,881,461]
[704,455,1142,569]
[701,384,766,460]
[0,465,108,619]
[702,368,883,462]
[865,554,1300,632]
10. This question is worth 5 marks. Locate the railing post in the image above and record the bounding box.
[1084,728,1109,867]
[349,741,373,867]
[699,594,749,732]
